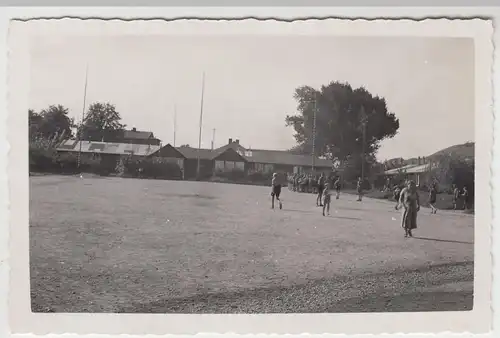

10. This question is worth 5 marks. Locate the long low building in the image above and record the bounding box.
[56,138,334,179]
[149,138,334,179]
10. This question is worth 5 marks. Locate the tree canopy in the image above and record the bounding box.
[79,102,126,140]
[29,105,74,141]
[285,81,400,175]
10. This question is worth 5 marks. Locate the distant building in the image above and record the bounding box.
[383,156,438,187]
[56,137,335,180]
[149,138,334,179]
[82,128,161,146]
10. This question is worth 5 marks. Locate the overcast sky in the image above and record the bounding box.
[29,35,474,160]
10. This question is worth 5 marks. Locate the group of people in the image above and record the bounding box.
[274,172,342,216]
[274,172,471,239]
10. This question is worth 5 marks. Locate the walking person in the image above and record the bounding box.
[322,180,332,216]
[334,176,341,199]
[316,173,326,206]
[452,184,461,210]
[429,182,438,214]
[399,180,420,238]
[271,172,283,210]
[356,177,363,202]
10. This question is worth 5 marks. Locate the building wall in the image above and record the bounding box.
[184,159,213,179]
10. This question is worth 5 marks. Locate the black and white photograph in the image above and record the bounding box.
[7,17,493,335]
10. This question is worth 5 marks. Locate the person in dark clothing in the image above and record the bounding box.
[356,177,363,202]
[271,172,283,210]
[316,173,326,206]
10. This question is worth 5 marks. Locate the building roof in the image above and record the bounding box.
[56,140,160,157]
[240,149,332,167]
[213,141,332,168]
[176,146,215,160]
[123,130,154,140]
[384,163,433,175]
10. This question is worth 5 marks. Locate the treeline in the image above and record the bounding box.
[30,102,127,144]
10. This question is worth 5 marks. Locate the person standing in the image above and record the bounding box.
[316,173,326,206]
[393,185,402,210]
[399,180,420,238]
[271,172,283,210]
[429,182,438,214]
[334,176,341,199]
[452,184,460,210]
[322,181,332,216]
[462,186,470,210]
[356,177,363,202]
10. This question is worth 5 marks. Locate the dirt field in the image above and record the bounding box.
[29,175,474,313]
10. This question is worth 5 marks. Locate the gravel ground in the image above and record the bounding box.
[30,175,474,313]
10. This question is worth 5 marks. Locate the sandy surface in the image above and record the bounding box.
[29,175,474,313]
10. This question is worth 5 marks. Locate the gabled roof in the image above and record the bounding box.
[176,146,215,160]
[243,149,332,167]
[56,140,160,157]
[384,163,436,175]
[214,141,332,167]
[149,143,186,158]
[123,130,154,140]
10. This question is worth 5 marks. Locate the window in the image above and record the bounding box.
[225,161,235,170]
[235,161,244,171]
[215,160,225,172]
[255,163,264,172]
[264,164,274,173]
[244,150,253,157]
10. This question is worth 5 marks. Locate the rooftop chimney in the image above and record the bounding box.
[235,139,239,144]
[132,127,137,132]
[228,138,233,144]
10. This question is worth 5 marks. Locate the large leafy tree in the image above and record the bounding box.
[286,81,400,176]
[29,105,74,141]
[79,102,126,140]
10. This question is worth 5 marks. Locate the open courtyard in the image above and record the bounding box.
[29,175,474,313]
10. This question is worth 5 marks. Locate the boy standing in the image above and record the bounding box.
[356,177,363,202]
[334,176,341,199]
[271,172,283,210]
[317,173,326,206]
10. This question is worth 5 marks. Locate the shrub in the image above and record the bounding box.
[118,156,183,180]
[247,171,273,183]
[29,146,57,172]
[214,169,246,181]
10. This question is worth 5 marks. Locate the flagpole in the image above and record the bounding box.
[77,64,89,169]
[173,104,177,147]
[196,72,206,179]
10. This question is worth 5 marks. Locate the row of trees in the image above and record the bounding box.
[29,102,126,144]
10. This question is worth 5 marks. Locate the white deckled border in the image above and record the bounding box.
[6,17,494,335]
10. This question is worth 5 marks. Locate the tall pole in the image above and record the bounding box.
[196,72,206,178]
[173,104,177,147]
[211,128,216,150]
[312,98,317,173]
[77,64,89,169]
[360,106,368,182]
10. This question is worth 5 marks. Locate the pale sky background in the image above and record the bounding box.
[29,35,474,161]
